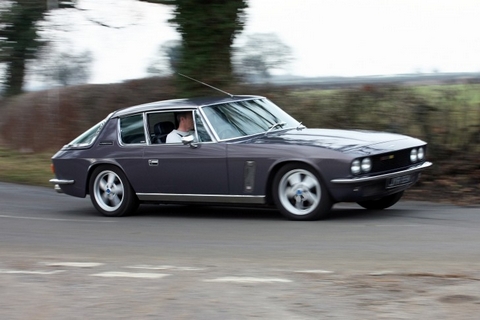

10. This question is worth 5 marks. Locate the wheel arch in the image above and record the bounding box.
[85,160,129,195]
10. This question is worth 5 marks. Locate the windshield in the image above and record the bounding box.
[201,98,299,140]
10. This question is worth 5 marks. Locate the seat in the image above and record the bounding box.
[153,121,175,143]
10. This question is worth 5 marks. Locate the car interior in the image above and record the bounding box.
[152,121,175,143]
[148,112,177,144]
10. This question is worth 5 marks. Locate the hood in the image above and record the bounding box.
[250,128,417,155]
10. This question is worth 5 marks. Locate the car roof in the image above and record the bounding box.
[111,95,264,118]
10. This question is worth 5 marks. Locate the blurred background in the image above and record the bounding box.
[0,0,479,204]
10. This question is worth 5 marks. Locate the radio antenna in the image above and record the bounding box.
[178,73,234,98]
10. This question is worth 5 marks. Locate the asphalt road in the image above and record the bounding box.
[1,182,479,319]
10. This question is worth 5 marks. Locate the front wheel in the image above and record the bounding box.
[89,166,139,217]
[357,191,404,210]
[272,164,332,221]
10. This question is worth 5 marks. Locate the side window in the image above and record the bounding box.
[146,110,212,144]
[195,112,212,142]
[120,114,146,144]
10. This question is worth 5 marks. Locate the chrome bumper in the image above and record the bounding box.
[331,161,432,184]
[49,179,74,193]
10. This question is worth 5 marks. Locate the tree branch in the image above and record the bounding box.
[86,18,124,29]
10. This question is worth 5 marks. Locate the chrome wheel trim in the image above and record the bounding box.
[278,169,321,216]
[93,170,124,212]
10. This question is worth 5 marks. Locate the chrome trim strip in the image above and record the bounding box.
[194,109,216,142]
[137,193,266,204]
[198,106,221,141]
[331,161,432,184]
[49,179,74,185]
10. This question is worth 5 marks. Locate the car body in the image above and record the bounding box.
[50,95,432,220]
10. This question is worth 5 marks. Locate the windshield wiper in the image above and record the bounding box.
[296,122,306,130]
[265,121,287,134]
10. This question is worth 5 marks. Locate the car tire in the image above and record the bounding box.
[89,166,139,217]
[356,191,404,210]
[273,164,332,221]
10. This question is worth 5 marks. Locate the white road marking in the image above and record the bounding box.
[0,214,115,223]
[369,271,395,276]
[295,270,334,274]
[91,272,170,279]
[0,269,65,275]
[373,225,420,227]
[43,262,104,268]
[126,265,205,271]
[204,277,292,283]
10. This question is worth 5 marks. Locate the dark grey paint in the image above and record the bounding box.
[51,96,431,207]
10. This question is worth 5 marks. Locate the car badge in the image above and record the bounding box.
[380,154,395,161]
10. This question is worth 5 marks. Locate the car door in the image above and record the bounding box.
[139,110,228,195]
[142,142,228,195]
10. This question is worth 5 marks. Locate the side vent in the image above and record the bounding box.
[244,161,256,193]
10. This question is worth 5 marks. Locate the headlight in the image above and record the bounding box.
[361,157,372,173]
[351,160,361,175]
[417,147,425,160]
[351,158,371,175]
[410,149,418,163]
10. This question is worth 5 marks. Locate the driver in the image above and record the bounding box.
[166,111,194,143]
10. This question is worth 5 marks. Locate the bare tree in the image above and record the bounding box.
[0,0,77,96]
[235,33,294,82]
[31,45,92,86]
[147,39,181,76]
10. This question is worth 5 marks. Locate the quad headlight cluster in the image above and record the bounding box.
[351,147,425,175]
[351,157,372,175]
[410,147,425,163]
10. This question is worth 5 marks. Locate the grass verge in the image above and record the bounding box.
[0,148,54,188]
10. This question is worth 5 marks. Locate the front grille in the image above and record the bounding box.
[371,149,417,174]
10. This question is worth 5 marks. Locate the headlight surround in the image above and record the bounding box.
[410,147,426,163]
[351,157,372,175]
[417,147,425,160]
[410,149,418,163]
[351,159,361,175]
[361,157,372,173]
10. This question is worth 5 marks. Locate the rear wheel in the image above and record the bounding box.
[273,164,332,221]
[89,166,138,217]
[357,191,404,210]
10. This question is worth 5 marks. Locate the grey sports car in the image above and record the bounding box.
[50,95,432,220]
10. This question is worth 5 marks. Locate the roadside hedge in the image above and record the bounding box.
[1,77,479,204]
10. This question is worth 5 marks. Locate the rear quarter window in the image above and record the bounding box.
[68,120,106,147]
[120,114,146,144]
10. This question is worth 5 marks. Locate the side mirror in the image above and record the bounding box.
[181,134,197,148]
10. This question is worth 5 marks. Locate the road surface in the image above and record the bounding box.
[1,182,479,319]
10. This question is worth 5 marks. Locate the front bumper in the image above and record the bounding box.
[329,161,432,202]
[331,161,432,184]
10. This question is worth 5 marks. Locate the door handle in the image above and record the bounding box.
[148,159,159,166]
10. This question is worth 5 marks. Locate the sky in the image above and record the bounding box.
[37,0,480,84]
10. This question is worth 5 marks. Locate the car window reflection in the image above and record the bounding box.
[202,98,299,140]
